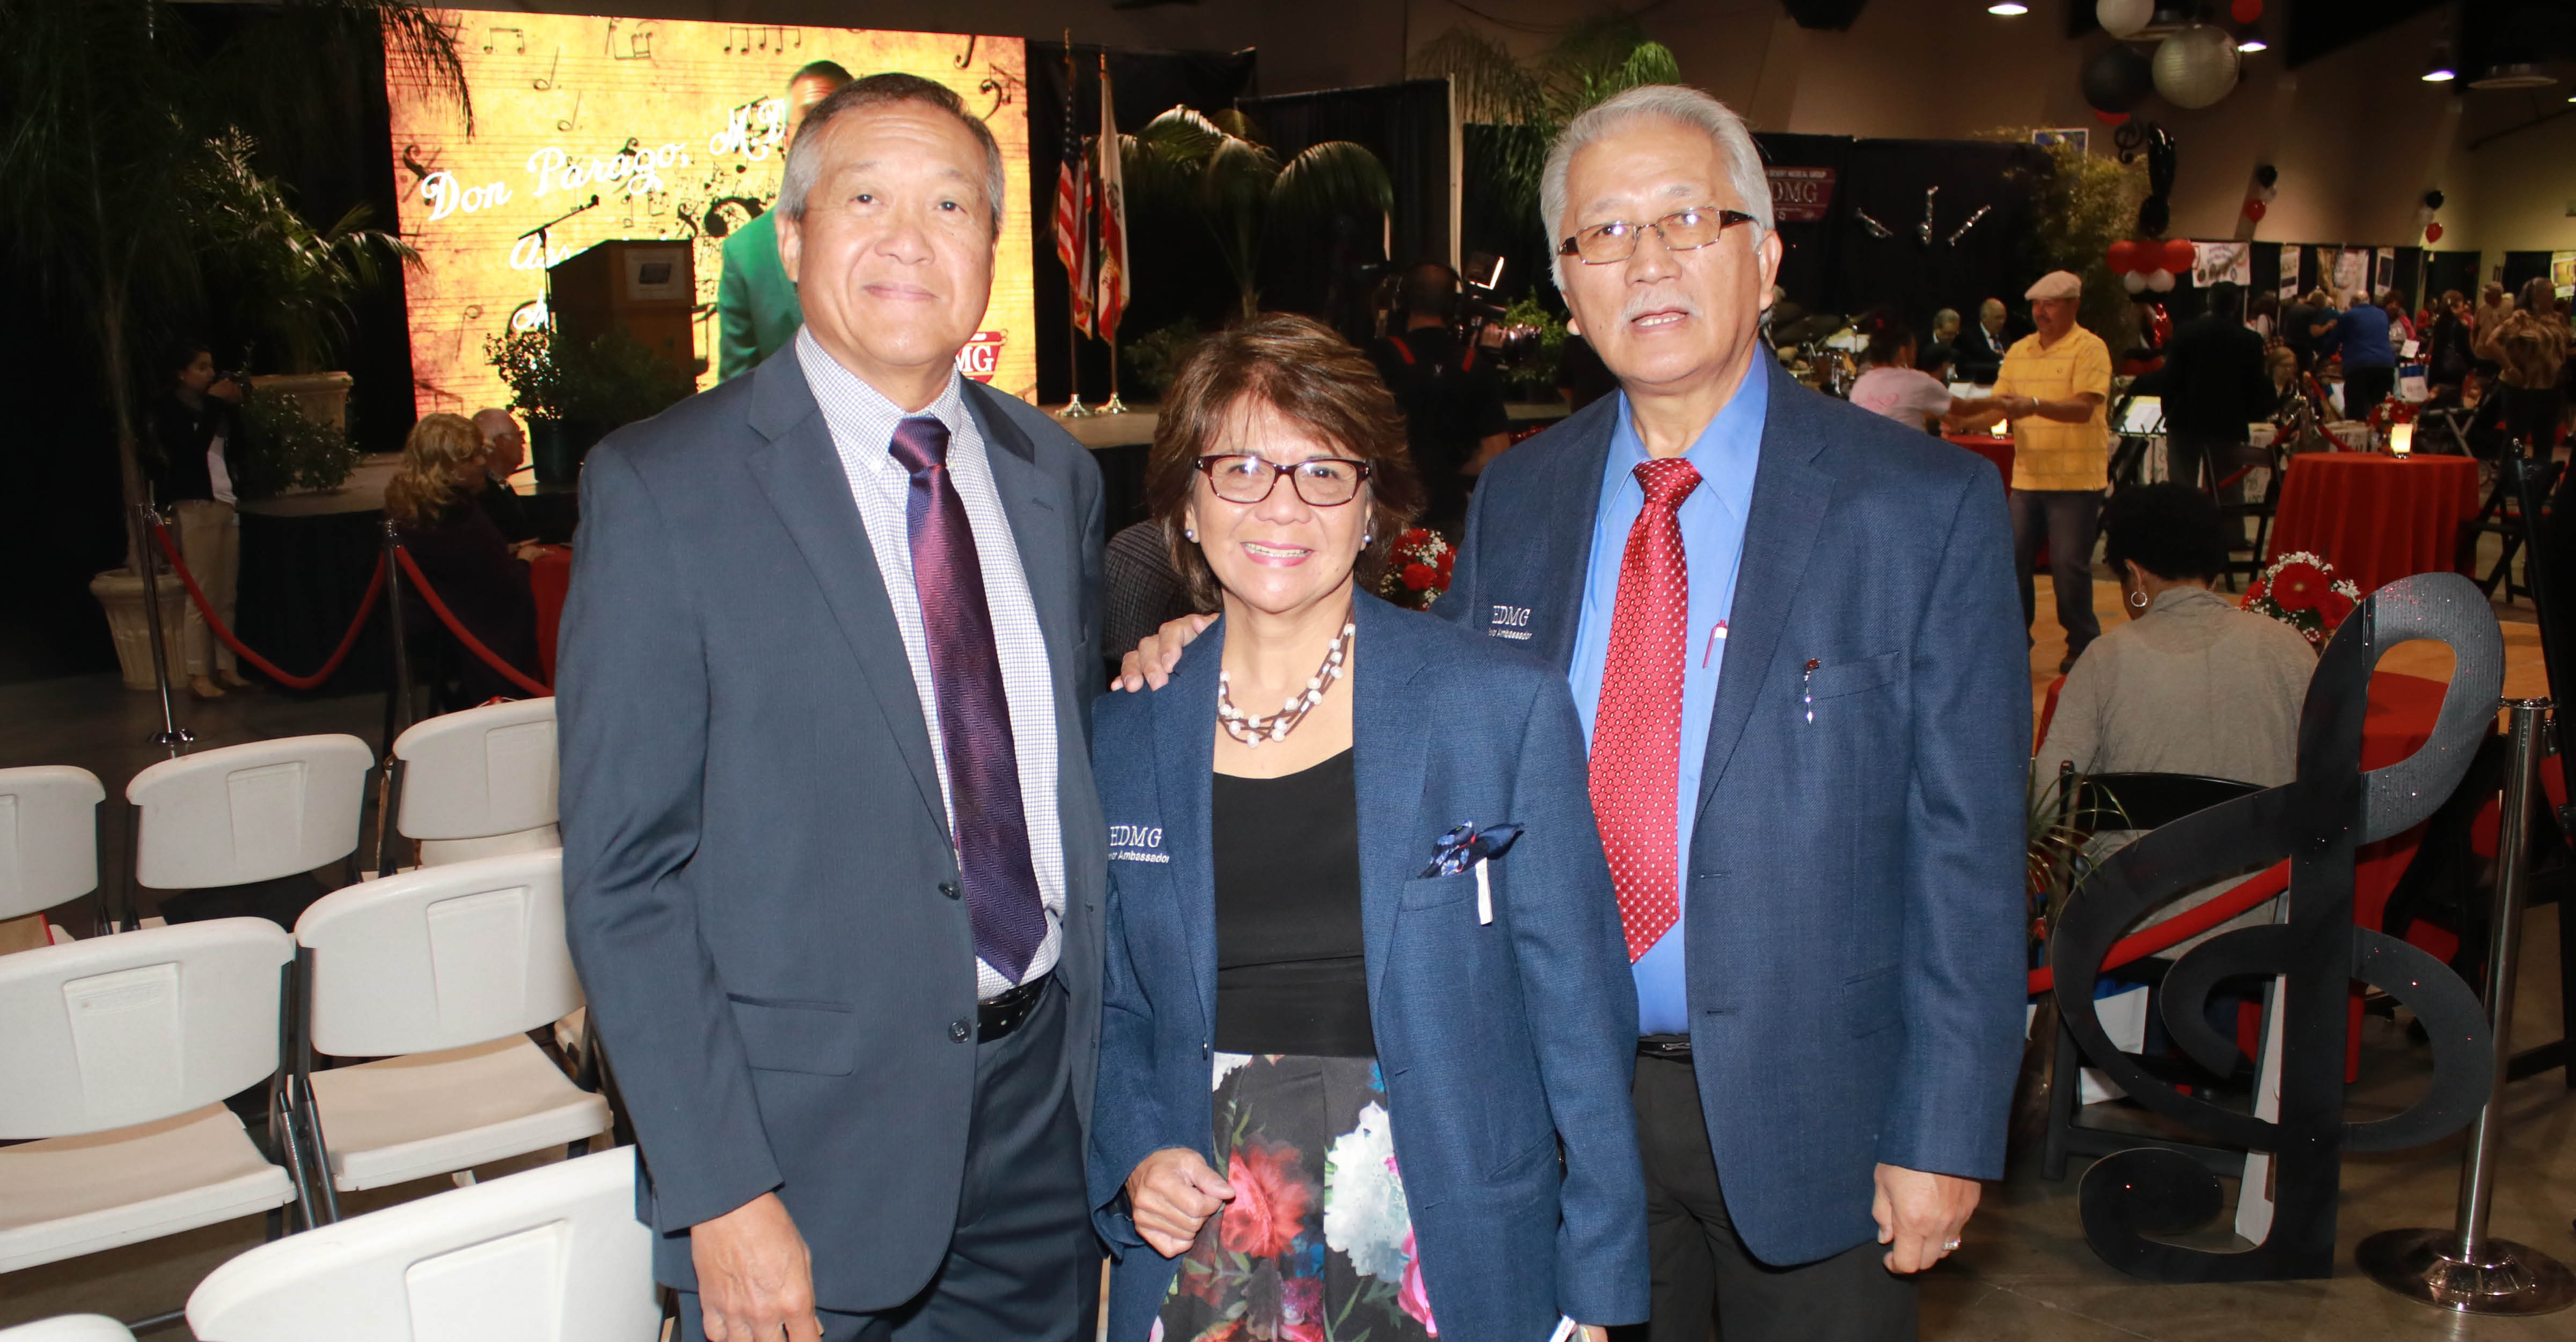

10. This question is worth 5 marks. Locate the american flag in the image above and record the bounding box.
[1053,50,1093,337]
[1093,55,1129,339]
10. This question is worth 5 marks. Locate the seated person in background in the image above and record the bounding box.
[2039,483,2316,783]
[1953,296,2015,384]
[469,407,540,546]
[2037,484,2318,950]
[1101,517,1195,687]
[1367,260,1511,537]
[1846,308,1977,432]
[2266,345,2323,426]
[387,413,543,705]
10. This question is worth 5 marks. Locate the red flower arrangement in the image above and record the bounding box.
[1374,527,1455,610]
[2242,550,2361,650]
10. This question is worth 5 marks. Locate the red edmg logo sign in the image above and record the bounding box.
[955,330,1007,383]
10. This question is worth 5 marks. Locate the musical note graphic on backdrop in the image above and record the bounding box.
[384,12,1035,414]
[2052,572,2502,1281]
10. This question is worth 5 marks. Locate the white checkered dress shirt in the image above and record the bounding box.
[797,330,1064,998]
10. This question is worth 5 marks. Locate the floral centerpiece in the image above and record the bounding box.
[2241,551,2359,649]
[1374,527,1454,610]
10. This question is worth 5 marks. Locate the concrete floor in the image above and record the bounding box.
[5,538,2574,1339]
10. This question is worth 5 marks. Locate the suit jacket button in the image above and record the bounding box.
[950,1020,972,1042]
[939,881,961,900]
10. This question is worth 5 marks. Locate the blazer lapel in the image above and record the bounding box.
[963,384,1074,692]
[1351,595,1432,1008]
[1154,619,1225,1040]
[741,356,951,843]
[1534,403,1616,676]
[1695,362,1833,815]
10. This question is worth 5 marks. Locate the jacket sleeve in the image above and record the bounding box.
[557,445,783,1232]
[1876,466,2031,1180]
[1433,464,1488,628]
[1503,676,1651,1327]
[1086,868,1182,1258]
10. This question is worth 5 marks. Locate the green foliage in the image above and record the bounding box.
[1122,317,1204,397]
[232,386,361,499]
[1413,13,1682,236]
[484,329,566,424]
[1123,108,1393,318]
[0,0,468,518]
[188,130,420,375]
[485,326,692,430]
[2004,136,2147,353]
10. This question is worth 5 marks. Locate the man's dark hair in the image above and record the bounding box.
[2205,281,2242,321]
[1401,262,1460,322]
[163,338,211,378]
[2100,483,2230,582]
[792,60,853,87]
[778,73,1005,237]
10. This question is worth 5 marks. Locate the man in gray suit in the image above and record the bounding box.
[560,73,1108,1342]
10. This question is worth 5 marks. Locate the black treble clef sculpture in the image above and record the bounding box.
[2052,571,2503,1281]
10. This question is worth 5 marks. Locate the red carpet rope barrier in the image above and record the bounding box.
[2026,860,2292,997]
[147,518,385,690]
[391,546,553,697]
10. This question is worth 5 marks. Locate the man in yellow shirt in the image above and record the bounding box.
[1959,270,2110,670]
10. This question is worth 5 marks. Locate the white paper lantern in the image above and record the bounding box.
[2146,268,2176,293]
[2098,0,2154,39]
[2153,25,2242,109]
[2124,271,2149,294]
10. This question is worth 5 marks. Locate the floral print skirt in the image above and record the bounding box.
[1153,1052,1437,1342]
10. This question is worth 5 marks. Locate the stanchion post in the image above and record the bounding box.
[2355,698,2576,1315]
[131,502,192,754]
[379,523,417,755]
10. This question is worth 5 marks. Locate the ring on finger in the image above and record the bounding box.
[1943,1238,1963,1252]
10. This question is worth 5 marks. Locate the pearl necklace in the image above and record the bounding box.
[1217,621,1355,747]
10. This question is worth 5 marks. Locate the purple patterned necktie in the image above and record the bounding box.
[889,415,1047,983]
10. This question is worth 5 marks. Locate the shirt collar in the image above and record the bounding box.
[2147,585,2234,617]
[1607,360,1768,521]
[796,326,969,471]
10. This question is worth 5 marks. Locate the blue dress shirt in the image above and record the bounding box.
[1566,369,1768,1035]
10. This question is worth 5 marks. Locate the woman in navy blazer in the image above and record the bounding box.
[1088,316,1647,1342]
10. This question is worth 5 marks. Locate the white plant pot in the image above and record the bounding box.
[89,567,189,690]
[248,370,355,431]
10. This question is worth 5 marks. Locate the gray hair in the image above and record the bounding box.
[1540,85,1773,290]
[778,73,1006,239]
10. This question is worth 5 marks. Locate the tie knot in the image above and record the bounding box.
[889,416,951,475]
[1633,457,1702,509]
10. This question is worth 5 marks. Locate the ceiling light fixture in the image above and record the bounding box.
[2423,52,2457,83]
[1987,2,2029,13]
[2235,30,2268,54]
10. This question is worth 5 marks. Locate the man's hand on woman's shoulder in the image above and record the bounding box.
[1115,612,1217,692]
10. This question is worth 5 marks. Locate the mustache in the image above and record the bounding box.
[1622,293,1700,322]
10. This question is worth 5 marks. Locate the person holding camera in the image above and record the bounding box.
[150,340,251,699]
[1367,261,1512,539]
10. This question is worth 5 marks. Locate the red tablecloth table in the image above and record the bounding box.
[1942,432,2014,486]
[529,546,573,683]
[2264,453,2481,593]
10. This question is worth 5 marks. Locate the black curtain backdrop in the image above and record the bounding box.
[1026,41,1257,407]
[2501,250,2555,296]
[1238,79,1454,346]
[2424,250,2483,304]
[1751,133,1856,325]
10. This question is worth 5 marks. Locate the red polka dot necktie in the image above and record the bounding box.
[1592,456,1701,962]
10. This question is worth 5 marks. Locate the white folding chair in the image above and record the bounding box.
[0,765,108,938]
[186,1147,655,1342]
[0,1317,138,1342]
[288,850,608,1219]
[0,918,304,1281]
[126,735,375,925]
[386,698,560,872]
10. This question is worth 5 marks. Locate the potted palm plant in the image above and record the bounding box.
[1121,108,1393,320]
[0,0,466,690]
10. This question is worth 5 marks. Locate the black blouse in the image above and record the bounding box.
[1211,748,1374,1057]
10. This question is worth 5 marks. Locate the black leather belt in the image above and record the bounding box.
[1638,1034,1693,1062]
[979,972,1050,1042]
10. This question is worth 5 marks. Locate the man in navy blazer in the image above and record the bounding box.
[561,75,1107,1341]
[1126,84,2026,1342]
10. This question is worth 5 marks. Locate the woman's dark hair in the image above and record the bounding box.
[2249,293,2278,319]
[1855,307,1913,368]
[2099,483,2230,583]
[1915,342,1956,382]
[1145,313,1423,612]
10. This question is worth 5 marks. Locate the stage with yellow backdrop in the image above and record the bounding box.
[386,11,1035,417]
